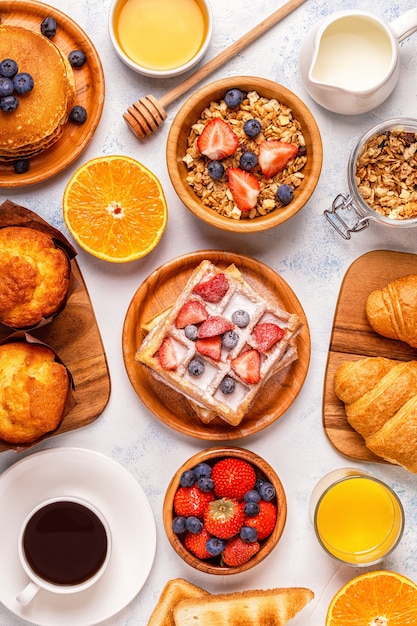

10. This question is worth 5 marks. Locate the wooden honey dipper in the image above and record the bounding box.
[123,0,306,139]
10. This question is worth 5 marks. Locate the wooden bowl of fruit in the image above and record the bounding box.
[166,76,322,233]
[163,446,287,575]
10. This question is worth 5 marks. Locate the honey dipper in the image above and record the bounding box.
[123,0,306,139]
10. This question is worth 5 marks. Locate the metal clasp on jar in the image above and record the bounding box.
[324,193,370,239]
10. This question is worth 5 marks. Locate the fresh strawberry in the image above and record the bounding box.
[184,527,213,560]
[244,500,277,540]
[231,349,261,384]
[222,536,260,566]
[258,140,298,178]
[196,336,221,361]
[193,273,229,303]
[204,497,245,539]
[198,316,234,338]
[253,322,285,352]
[211,458,256,500]
[158,336,177,370]
[196,118,239,160]
[227,168,260,211]
[174,485,215,518]
[175,300,208,329]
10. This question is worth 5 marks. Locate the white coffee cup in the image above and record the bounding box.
[16,496,112,606]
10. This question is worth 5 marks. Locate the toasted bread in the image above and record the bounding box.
[147,578,209,626]
[173,587,314,626]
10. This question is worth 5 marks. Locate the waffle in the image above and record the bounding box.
[136,260,301,426]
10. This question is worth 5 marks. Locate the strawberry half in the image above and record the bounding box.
[198,316,234,338]
[196,336,221,361]
[253,322,285,352]
[158,336,177,370]
[197,119,239,160]
[204,497,245,540]
[244,500,277,540]
[231,349,261,384]
[258,140,298,178]
[175,300,208,328]
[227,168,260,211]
[211,458,256,500]
[193,273,229,303]
[222,536,260,566]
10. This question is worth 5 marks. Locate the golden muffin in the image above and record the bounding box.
[0,226,71,328]
[0,342,71,444]
[0,24,76,161]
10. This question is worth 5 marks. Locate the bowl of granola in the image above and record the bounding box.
[166,77,323,232]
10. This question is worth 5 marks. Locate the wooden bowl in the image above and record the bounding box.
[163,446,287,575]
[166,76,322,232]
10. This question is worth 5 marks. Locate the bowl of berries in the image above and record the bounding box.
[163,446,287,574]
[166,76,322,233]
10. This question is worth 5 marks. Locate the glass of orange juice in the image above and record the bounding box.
[310,468,404,566]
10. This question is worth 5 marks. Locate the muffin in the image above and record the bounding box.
[0,226,71,328]
[0,341,71,444]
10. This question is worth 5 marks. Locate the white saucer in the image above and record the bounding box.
[0,447,156,626]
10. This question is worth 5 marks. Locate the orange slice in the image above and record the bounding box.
[326,570,417,626]
[63,155,167,262]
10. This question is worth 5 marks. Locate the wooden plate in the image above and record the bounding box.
[122,250,310,440]
[0,0,105,187]
[323,250,417,463]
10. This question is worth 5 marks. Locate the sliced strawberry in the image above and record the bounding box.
[196,336,221,361]
[253,322,285,352]
[231,349,261,384]
[193,273,229,303]
[198,316,234,338]
[227,168,260,211]
[175,300,208,329]
[158,336,177,370]
[258,140,298,178]
[196,119,239,160]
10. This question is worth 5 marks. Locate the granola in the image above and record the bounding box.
[355,130,417,220]
[182,90,307,220]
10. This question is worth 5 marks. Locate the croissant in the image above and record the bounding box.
[334,357,417,473]
[365,275,417,348]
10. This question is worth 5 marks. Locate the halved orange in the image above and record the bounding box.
[63,155,167,262]
[326,570,417,626]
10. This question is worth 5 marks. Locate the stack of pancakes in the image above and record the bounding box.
[0,24,75,161]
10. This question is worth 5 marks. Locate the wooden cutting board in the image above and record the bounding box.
[323,250,417,463]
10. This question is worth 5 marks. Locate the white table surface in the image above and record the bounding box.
[1,0,416,624]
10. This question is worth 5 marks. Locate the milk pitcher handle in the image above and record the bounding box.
[389,8,417,43]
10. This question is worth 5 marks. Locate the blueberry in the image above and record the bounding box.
[180,469,196,487]
[0,95,19,112]
[0,58,18,78]
[0,77,14,97]
[255,477,265,491]
[240,526,258,542]
[172,516,187,534]
[243,118,262,138]
[184,324,198,341]
[276,184,294,205]
[231,309,250,328]
[220,376,236,395]
[244,501,260,517]
[69,105,87,124]
[197,476,214,492]
[258,481,276,501]
[41,16,57,38]
[239,151,258,171]
[206,537,226,556]
[224,88,244,108]
[13,73,34,95]
[68,49,87,68]
[194,462,212,478]
[13,159,30,174]
[244,489,261,503]
[188,358,205,376]
[222,330,239,349]
[186,516,203,534]
[207,160,224,180]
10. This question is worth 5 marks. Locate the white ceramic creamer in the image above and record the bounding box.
[299,9,417,115]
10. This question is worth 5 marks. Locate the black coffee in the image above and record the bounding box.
[23,501,108,586]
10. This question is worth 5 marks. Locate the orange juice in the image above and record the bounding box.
[314,474,404,565]
[114,0,208,71]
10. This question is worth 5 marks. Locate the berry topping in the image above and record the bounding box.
[244,500,277,540]
[206,536,226,556]
[221,330,239,349]
[207,160,225,180]
[184,527,212,559]
[198,315,234,339]
[224,88,244,108]
[158,336,177,370]
[69,105,87,124]
[231,349,261,384]
[243,118,262,138]
[175,300,208,328]
[227,168,260,211]
[13,72,34,94]
[197,118,239,160]
[188,358,205,377]
[13,159,30,174]
[193,272,229,303]
[204,497,245,539]
[231,309,250,328]
[253,322,285,352]
[68,49,87,68]
[239,150,258,171]
[258,140,298,178]
[211,458,257,500]
[220,376,236,395]
[0,95,19,112]
[222,536,260,566]
[276,183,294,205]
[174,485,214,519]
[40,16,57,38]
[0,58,18,78]
[195,336,221,361]
[0,77,14,97]
[184,324,198,341]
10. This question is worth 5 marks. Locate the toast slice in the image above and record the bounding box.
[147,578,209,626]
[173,586,314,626]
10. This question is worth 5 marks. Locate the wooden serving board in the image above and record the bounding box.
[323,250,417,463]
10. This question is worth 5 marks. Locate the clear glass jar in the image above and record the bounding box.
[325,118,417,239]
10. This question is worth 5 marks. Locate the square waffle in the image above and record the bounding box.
[135,260,301,426]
